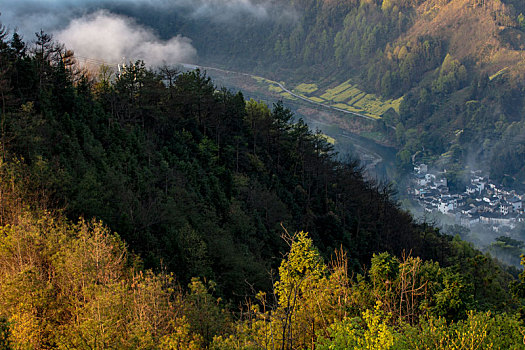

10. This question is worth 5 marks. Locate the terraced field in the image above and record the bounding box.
[216,69,400,124]
[254,76,403,120]
[294,83,319,94]
[314,80,403,118]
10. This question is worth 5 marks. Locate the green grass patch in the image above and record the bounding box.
[391,97,403,113]
[320,80,354,100]
[280,92,298,100]
[489,67,509,81]
[331,103,381,119]
[347,91,366,105]
[354,95,381,112]
[252,75,279,86]
[321,134,336,145]
[252,75,272,84]
[293,83,318,95]
[332,89,355,102]
[353,95,398,117]
[308,96,325,103]
[269,85,283,93]
[332,103,362,112]
[441,150,453,158]
[332,86,363,103]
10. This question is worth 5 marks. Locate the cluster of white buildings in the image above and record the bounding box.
[410,165,525,231]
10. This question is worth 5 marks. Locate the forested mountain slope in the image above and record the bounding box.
[0,24,457,297]
[2,18,525,349]
[114,0,525,184]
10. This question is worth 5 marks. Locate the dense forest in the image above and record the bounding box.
[111,0,525,185]
[1,20,525,348]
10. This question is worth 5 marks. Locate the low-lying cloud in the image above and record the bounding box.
[1,0,287,35]
[1,0,294,66]
[54,11,197,67]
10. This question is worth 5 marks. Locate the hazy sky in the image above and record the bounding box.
[1,0,276,35]
[1,0,283,66]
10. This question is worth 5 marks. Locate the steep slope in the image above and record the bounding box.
[405,0,525,75]
[0,25,516,303]
[111,0,525,182]
[0,21,523,348]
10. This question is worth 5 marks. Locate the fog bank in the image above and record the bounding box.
[54,11,196,67]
